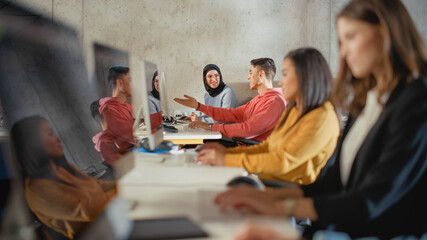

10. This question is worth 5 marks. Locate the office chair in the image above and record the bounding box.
[82,165,107,179]
[29,210,70,240]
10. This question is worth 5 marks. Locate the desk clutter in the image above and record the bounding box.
[118,152,299,239]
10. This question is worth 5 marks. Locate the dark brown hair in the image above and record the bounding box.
[11,116,50,178]
[333,0,427,115]
[11,116,77,180]
[250,58,276,80]
[90,99,102,123]
[107,66,129,88]
[285,48,332,119]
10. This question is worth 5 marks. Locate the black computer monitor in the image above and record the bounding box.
[93,43,129,98]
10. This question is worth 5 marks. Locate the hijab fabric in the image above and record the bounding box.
[151,71,160,100]
[203,64,226,97]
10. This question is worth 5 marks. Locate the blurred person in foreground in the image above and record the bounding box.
[215,0,427,239]
[12,116,117,239]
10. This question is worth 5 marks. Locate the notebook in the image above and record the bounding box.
[128,217,208,240]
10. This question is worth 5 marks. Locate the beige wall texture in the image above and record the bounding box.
[14,0,427,110]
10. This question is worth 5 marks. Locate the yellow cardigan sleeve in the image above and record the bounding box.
[225,104,339,178]
[227,111,288,156]
[26,178,115,222]
[228,139,270,155]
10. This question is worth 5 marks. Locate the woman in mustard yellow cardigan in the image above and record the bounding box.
[11,116,117,239]
[197,48,340,185]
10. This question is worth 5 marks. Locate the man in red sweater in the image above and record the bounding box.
[92,66,134,166]
[174,58,286,145]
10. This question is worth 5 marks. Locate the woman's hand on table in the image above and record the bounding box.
[214,185,285,216]
[197,148,226,166]
[234,222,296,240]
[190,113,199,122]
[182,114,199,122]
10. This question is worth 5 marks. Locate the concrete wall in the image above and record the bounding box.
[11,0,427,111]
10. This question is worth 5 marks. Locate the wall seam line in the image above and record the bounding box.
[81,0,85,60]
[329,0,332,66]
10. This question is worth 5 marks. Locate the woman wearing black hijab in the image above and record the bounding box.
[148,71,162,114]
[192,64,238,123]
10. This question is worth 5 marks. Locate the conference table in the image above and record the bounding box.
[135,122,222,145]
[164,127,222,145]
[117,150,298,240]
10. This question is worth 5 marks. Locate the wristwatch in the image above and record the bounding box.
[208,123,213,131]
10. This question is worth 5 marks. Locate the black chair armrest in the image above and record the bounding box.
[261,179,299,188]
[231,137,260,146]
